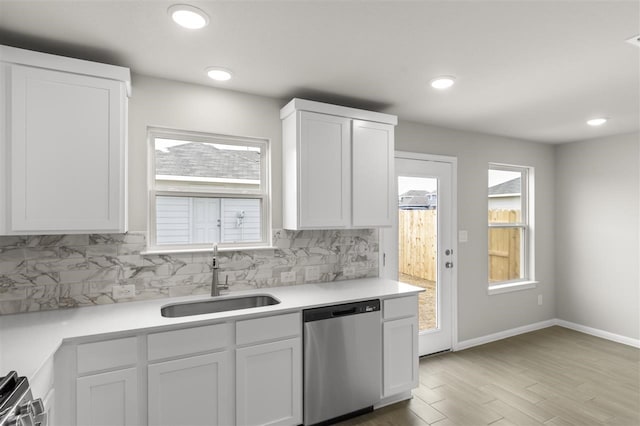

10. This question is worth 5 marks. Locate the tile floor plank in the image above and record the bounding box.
[484,398,547,426]
[336,326,639,426]
[481,383,555,423]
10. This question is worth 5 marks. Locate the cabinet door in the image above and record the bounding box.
[8,64,126,233]
[298,111,351,228]
[236,338,302,426]
[352,120,394,227]
[382,316,419,397]
[148,352,232,426]
[76,368,138,426]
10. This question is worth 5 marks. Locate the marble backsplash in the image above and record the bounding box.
[0,229,379,315]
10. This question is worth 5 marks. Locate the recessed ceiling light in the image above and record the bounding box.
[430,76,456,90]
[168,4,209,29]
[206,67,233,81]
[626,34,640,47]
[587,118,608,126]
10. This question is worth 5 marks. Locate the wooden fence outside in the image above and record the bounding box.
[398,209,520,282]
[488,209,521,282]
[398,209,437,282]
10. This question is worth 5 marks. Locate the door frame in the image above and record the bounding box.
[381,151,459,353]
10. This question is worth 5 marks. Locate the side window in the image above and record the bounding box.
[148,128,270,251]
[488,164,533,286]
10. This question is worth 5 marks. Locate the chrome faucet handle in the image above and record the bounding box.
[220,275,230,290]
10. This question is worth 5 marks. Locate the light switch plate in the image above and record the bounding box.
[458,230,468,242]
[305,266,320,282]
[112,284,136,299]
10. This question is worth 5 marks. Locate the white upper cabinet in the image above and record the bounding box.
[0,45,130,235]
[352,119,394,227]
[285,111,351,228]
[281,98,397,230]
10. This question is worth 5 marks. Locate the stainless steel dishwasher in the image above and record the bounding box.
[303,299,381,425]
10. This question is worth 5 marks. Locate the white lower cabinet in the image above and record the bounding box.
[58,313,302,426]
[235,312,302,426]
[382,296,419,398]
[148,352,233,426]
[56,298,420,425]
[236,338,302,426]
[76,368,138,426]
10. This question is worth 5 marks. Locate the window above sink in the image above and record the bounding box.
[147,127,271,252]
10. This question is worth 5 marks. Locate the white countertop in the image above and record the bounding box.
[0,278,422,382]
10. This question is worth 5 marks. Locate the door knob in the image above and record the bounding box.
[445,261,454,269]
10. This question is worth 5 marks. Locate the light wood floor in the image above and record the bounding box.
[337,326,640,426]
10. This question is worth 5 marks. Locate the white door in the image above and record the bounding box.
[298,111,351,228]
[352,120,394,227]
[9,64,125,233]
[236,338,302,426]
[76,368,138,426]
[192,197,221,243]
[148,352,233,426]
[382,152,456,356]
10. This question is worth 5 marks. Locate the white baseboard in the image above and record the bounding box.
[555,319,640,348]
[454,319,556,351]
[454,318,640,351]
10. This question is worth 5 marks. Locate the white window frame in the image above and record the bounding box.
[146,127,271,253]
[488,163,536,295]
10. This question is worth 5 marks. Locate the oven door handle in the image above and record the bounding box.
[0,371,18,395]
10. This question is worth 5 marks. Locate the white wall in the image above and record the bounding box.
[555,132,640,340]
[129,77,558,342]
[127,74,284,231]
[129,75,638,344]
[395,121,556,341]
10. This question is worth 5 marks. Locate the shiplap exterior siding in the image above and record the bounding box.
[156,196,259,245]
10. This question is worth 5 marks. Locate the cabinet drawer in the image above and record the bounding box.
[148,323,232,361]
[383,296,418,320]
[236,312,301,346]
[77,337,137,374]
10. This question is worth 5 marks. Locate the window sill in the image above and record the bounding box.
[141,245,277,256]
[488,280,538,295]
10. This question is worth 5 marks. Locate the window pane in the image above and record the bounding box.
[156,196,261,245]
[488,169,522,223]
[397,176,438,332]
[154,138,261,191]
[488,227,522,282]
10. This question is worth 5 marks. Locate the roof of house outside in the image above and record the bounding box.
[488,177,520,196]
[401,189,430,197]
[156,142,260,180]
[399,190,436,209]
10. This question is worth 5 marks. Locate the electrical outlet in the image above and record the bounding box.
[113,284,136,300]
[281,271,296,283]
[538,294,543,306]
[305,266,320,282]
[343,266,356,277]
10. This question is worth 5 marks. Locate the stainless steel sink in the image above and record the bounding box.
[160,294,280,318]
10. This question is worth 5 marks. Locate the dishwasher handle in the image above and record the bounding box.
[332,307,357,317]
[303,299,380,322]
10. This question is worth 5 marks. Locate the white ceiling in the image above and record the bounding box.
[0,0,638,144]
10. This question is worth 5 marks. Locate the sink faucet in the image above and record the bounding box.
[211,244,229,296]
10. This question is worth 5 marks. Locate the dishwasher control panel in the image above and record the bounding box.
[303,299,380,322]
